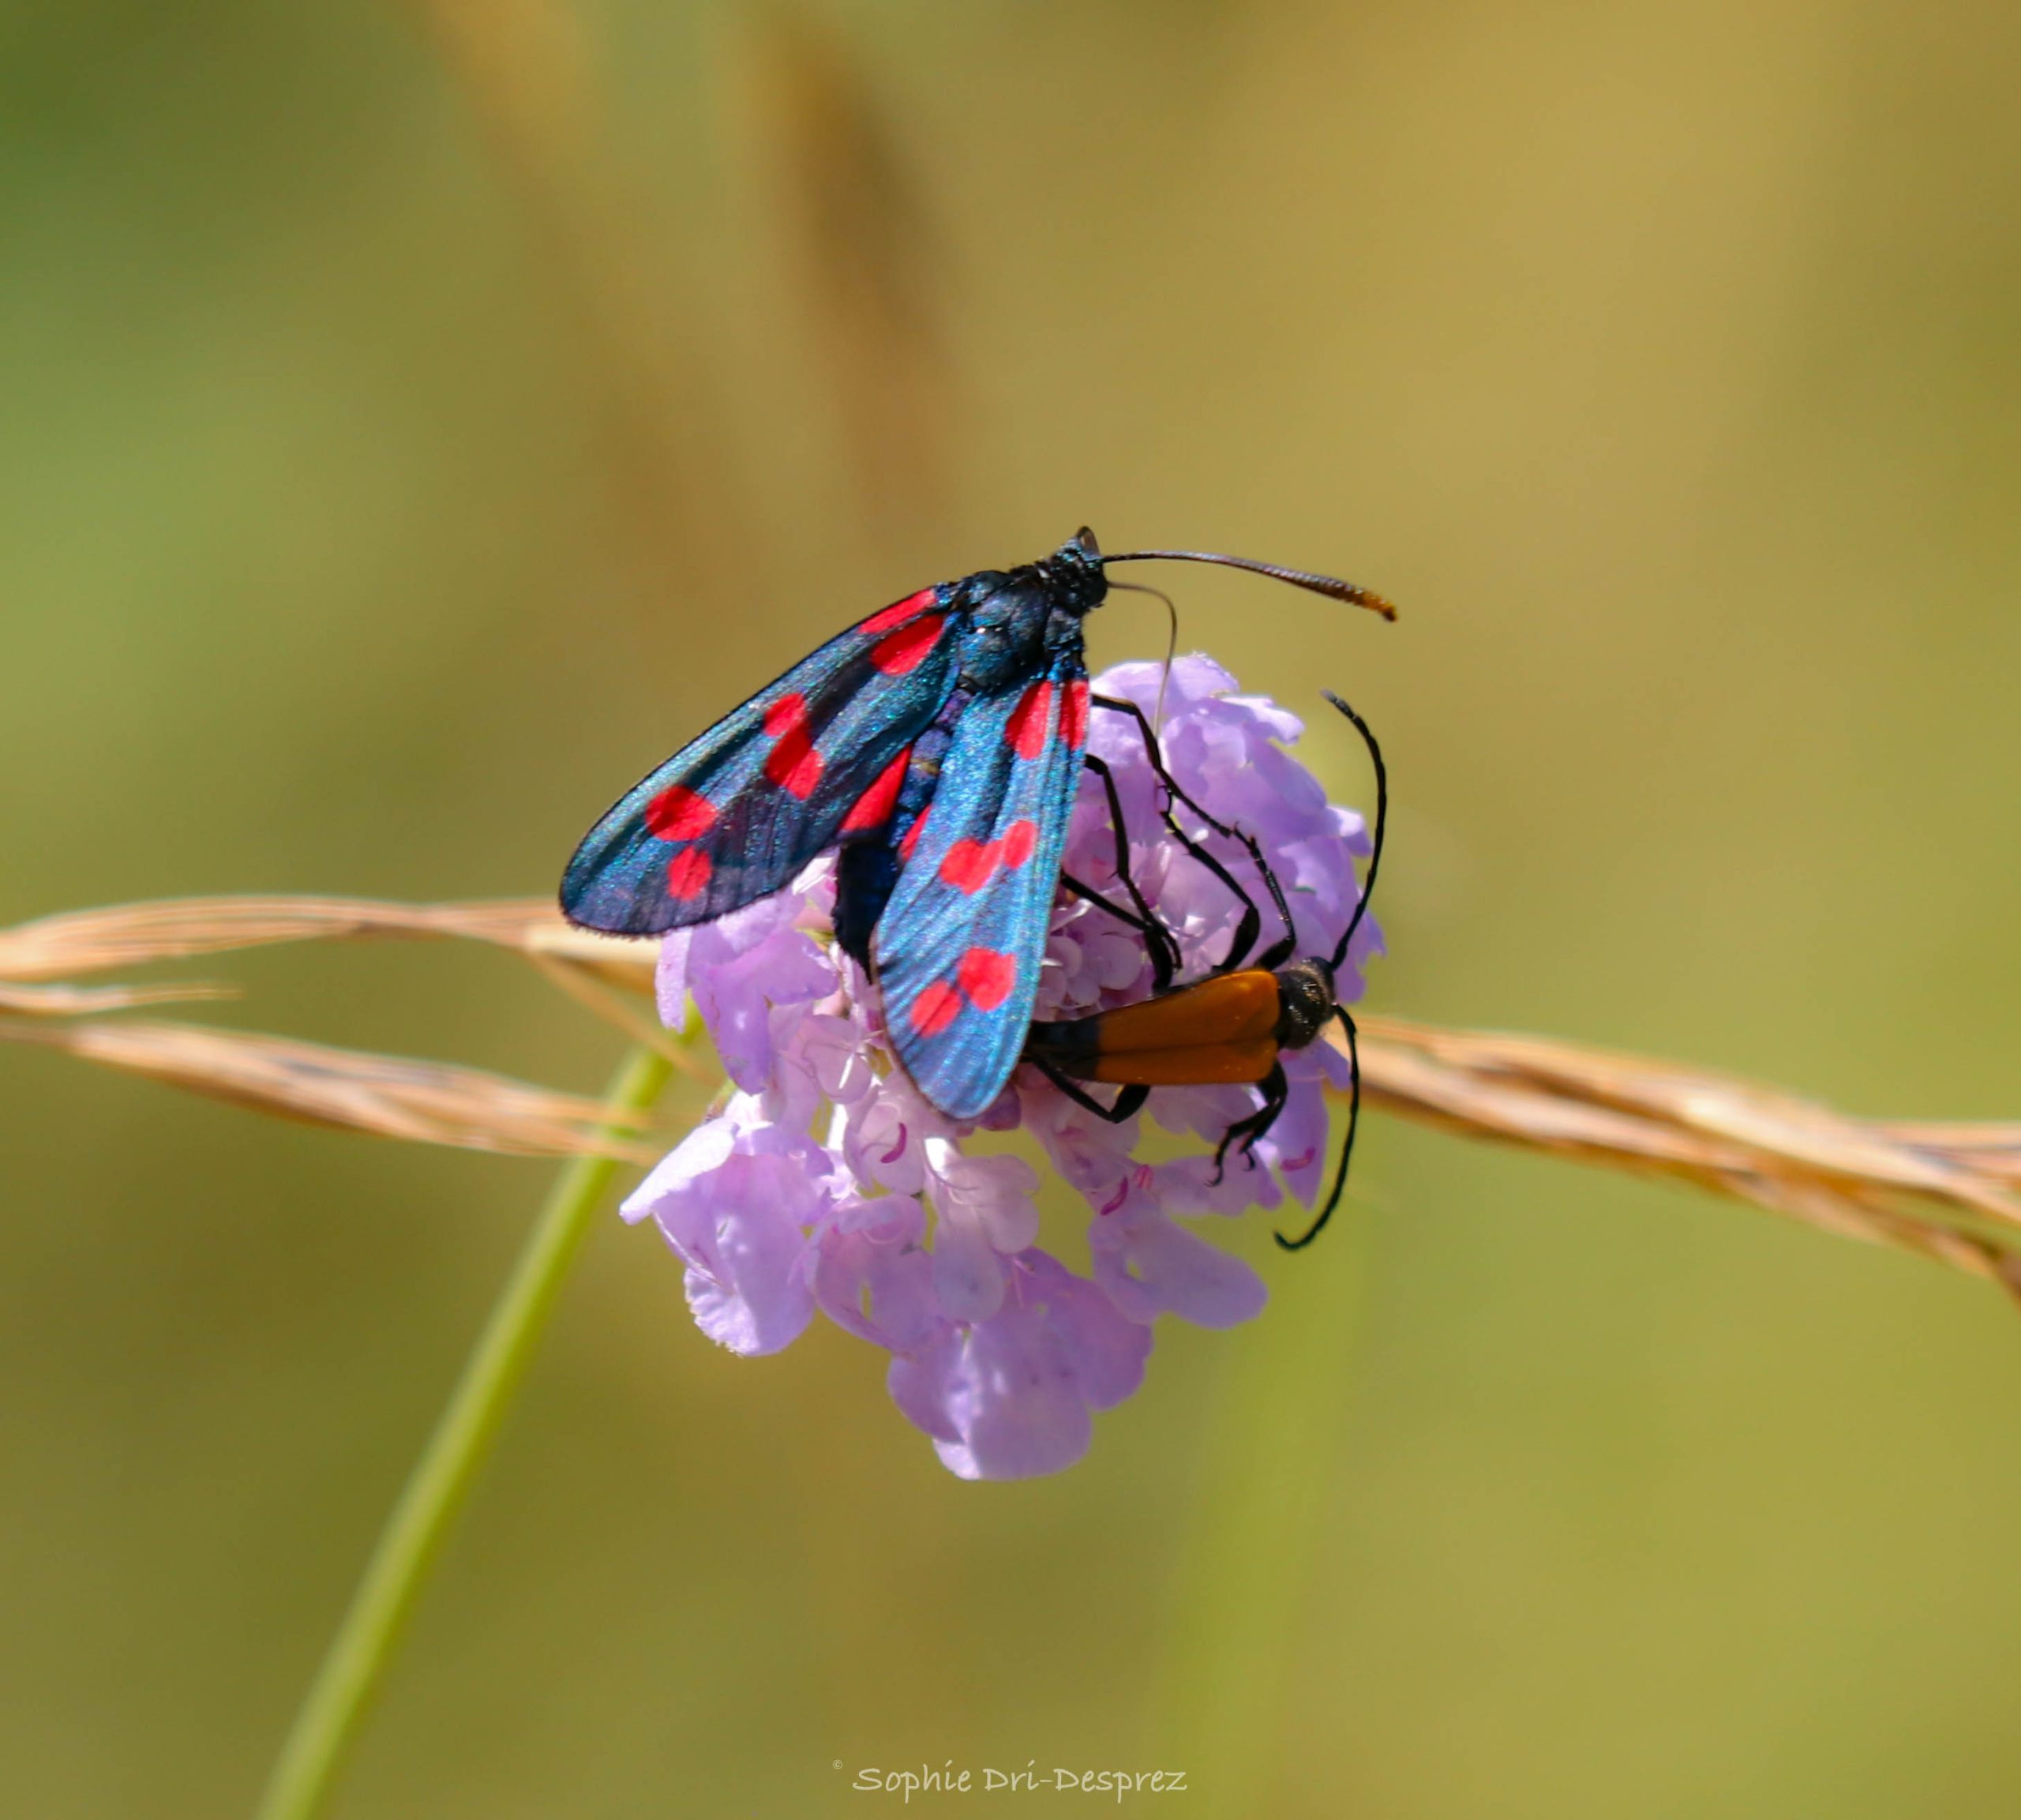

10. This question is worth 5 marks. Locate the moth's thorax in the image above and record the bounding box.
[950,587,1084,697]
[943,529,1103,692]
[1271,958,1338,1050]
[1029,527,1108,617]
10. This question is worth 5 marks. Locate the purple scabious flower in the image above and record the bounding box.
[623,656,1382,1479]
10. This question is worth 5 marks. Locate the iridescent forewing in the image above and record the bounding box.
[561,590,955,933]
[876,660,1091,1119]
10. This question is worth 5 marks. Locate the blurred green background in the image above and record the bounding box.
[5,2,2021,1814]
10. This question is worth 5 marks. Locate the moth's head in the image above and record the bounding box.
[1040,526,1108,614]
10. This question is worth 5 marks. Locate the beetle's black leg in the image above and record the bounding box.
[1025,1056,1149,1126]
[1227,821,1300,973]
[1276,1008,1360,1251]
[1209,1060,1289,1181]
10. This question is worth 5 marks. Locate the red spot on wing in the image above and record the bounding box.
[1006,681,1054,760]
[761,692,823,798]
[765,728,823,799]
[1061,680,1089,750]
[869,615,944,676]
[763,692,808,737]
[841,745,910,834]
[938,817,1041,893]
[957,948,1016,1011]
[939,839,996,895]
[666,847,713,900]
[644,784,714,842]
[909,980,962,1037]
[860,588,938,638]
[899,809,929,861]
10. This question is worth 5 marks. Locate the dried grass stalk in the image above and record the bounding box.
[1348,1015,2021,1299]
[0,1015,661,1164]
[0,978,234,1015]
[0,895,651,989]
[8,892,2019,1300]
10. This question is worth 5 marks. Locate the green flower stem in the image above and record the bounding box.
[253,1044,674,1820]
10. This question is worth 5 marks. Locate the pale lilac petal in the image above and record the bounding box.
[1155,1152,1282,1218]
[1259,1073,1331,1206]
[1302,1030,1355,1092]
[1017,1251,1151,1412]
[682,895,835,1091]
[653,1151,822,1356]
[970,1084,1024,1131]
[931,1220,1006,1323]
[1020,1086,1138,1203]
[925,1140,1040,1254]
[885,1330,965,1446]
[655,930,695,1028]
[1090,1203,1268,1329]
[814,1199,945,1353]
[621,1112,737,1226]
[842,1082,934,1195]
[891,1295,1093,1480]
[778,1011,874,1110]
[1147,1082,1264,1146]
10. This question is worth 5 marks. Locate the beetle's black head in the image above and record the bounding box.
[1033,526,1108,615]
[1272,957,1339,1051]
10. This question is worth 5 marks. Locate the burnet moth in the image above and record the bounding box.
[560,528,1392,1122]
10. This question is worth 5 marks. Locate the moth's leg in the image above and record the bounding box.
[1060,872,1161,939]
[1077,753,1180,992]
[1088,692,1238,837]
[1090,694,1267,974]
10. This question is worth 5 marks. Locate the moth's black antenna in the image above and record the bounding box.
[1321,690,1387,974]
[1104,549,1396,621]
[1107,577,1180,737]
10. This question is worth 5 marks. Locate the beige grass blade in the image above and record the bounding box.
[8,891,2019,1298]
[0,1015,660,1163]
[1358,1015,2019,1225]
[0,978,235,1015]
[1346,1016,2021,1299]
[0,895,654,989]
[524,951,712,1076]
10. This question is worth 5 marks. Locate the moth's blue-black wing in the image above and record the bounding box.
[561,589,956,933]
[876,661,1091,1119]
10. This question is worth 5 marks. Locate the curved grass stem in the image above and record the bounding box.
[253,1044,674,1820]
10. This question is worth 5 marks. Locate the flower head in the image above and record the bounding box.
[624,656,1382,1478]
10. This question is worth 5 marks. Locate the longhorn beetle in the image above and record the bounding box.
[1024,691,1386,1250]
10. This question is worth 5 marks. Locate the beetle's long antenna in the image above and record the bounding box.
[1104,550,1396,620]
[1107,578,1180,733]
[1322,691,1387,975]
[1277,1005,1360,1250]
